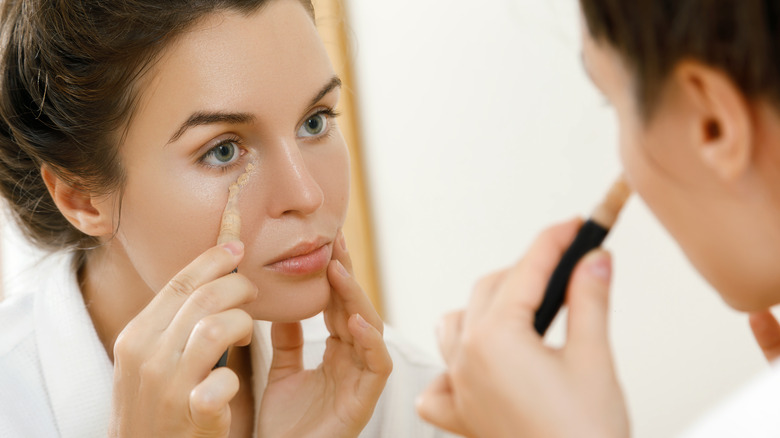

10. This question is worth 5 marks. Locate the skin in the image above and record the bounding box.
[417,9,780,438]
[41,0,391,436]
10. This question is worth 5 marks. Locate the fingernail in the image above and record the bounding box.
[222,241,244,256]
[587,250,612,281]
[355,313,369,329]
[335,260,350,277]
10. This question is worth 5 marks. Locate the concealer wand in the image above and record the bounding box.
[533,177,631,336]
[213,160,255,368]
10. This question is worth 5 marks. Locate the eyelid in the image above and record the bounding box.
[195,134,247,171]
[297,107,340,140]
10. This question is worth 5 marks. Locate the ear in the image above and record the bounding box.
[673,62,753,182]
[40,165,116,237]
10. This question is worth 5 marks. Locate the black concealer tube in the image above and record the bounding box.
[533,178,631,336]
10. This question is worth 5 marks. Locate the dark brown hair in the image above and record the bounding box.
[580,0,780,118]
[0,0,314,251]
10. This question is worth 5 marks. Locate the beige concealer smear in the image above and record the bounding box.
[217,153,256,245]
[213,154,255,369]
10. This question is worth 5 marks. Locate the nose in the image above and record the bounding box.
[265,139,325,218]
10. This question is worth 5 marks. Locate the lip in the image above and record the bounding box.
[265,237,332,276]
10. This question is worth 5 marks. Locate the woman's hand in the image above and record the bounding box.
[257,231,392,438]
[749,310,780,362]
[416,219,630,438]
[109,242,257,438]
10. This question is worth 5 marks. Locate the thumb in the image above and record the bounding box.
[416,373,474,437]
[749,310,780,363]
[566,249,613,353]
[268,322,304,383]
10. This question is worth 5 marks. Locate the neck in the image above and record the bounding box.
[79,242,155,361]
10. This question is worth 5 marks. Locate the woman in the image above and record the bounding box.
[417,0,780,437]
[0,0,444,436]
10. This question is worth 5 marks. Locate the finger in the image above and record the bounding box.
[349,314,393,400]
[436,310,464,365]
[164,273,258,352]
[566,250,613,355]
[181,309,254,377]
[415,373,473,437]
[463,269,508,329]
[749,310,780,362]
[268,322,304,383]
[467,269,509,315]
[331,229,353,273]
[327,258,383,336]
[324,263,350,343]
[189,367,239,434]
[491,218,583,325]
[138,242,245,330]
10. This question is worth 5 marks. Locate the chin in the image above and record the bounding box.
[718,286,780,313]
[245,274,332,322]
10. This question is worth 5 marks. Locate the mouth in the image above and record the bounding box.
[265,238,332,276]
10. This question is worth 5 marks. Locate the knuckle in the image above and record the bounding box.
[378,354,393,377]
[138,359,166,383]
[166,273,198,299]
[113,327,142,361]
[189,390,221,416]
[159,388,181,413]
[234,275,259,301]
[473,273,494,291]
[441,310,463,327]
[189,287,222,313]
[460,326,482,355]
[234,310,254,333]
[539,223,561,241]
[194,317,226,344]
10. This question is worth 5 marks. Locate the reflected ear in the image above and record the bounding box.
[674,62,752,182]
[40,165,115,237]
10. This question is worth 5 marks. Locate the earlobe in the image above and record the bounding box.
[40,165,115,237]
[675,62,753,182]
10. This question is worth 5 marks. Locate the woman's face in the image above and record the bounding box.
[109,0,348,321]
[581,23,780,310]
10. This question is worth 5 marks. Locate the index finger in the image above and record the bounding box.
[134,241,244,329]
[327,238,383,334]
[489,218,582,328]
[750,310,780,362]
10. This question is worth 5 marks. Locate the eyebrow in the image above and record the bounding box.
[167,111,255,144]
[309,75,342,108]
[166,75,343,144]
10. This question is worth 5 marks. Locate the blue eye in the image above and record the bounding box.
[298,112,329,138]
[201,140,240,167]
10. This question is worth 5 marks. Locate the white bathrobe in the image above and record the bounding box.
[0,251,449,437]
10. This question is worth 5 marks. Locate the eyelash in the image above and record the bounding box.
[197,135,246,173]
[195,107,341,173]
[302,107,341,139]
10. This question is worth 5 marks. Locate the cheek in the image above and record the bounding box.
[238,138,351,321]
[116,171,226,291]
[313,134,350,222]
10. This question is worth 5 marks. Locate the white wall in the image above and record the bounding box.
[345,1,769,437]
[0,2,770,437]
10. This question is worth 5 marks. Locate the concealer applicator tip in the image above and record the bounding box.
[590,177,632,229]
[533,175,632,336]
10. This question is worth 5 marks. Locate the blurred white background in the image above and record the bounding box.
[0,1,772,437]
[344,0,769,437]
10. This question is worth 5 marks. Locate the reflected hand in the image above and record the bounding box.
[749,310,780,362]
[257,231,392,437]
[416,219,629,438]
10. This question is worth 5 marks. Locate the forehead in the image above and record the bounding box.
[128,0,333,139]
